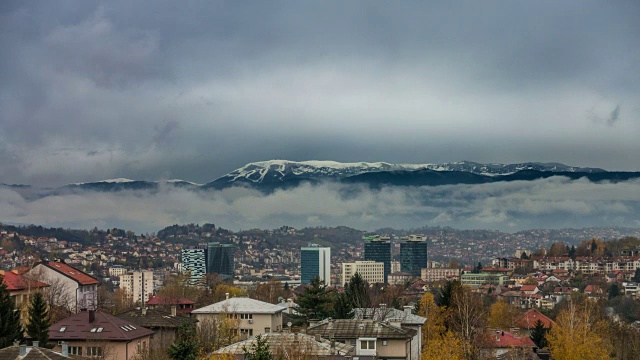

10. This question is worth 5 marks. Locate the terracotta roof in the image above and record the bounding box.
[520,285,537,292]
[488,330,535,348]
[516,309,556,329]
[1,271,49,292]
[42,262,99,286]
[0,345,80,360]
[49,310,154,341]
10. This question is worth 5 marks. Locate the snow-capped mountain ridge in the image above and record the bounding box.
[211,160,606,185]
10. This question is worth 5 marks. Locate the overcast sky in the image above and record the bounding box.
[1,1,640,187]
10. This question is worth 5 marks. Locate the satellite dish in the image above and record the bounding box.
[287,322,292,327]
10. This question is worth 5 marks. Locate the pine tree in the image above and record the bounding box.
[344,273,371,309]
[530,319,548,348]
[295,277,333,322]
[26,292,51,347]
[633,268,640,283]
[332,292,353,319]
[0,279,24,347]
[167,323,200,360]
[609,283,620,300]
[243,335,272,360]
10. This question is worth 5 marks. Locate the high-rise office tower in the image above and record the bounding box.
[400,235,428,277]
[181,245,207,281]
[301,244,331,285]
[207,242,235,276]
[363,235,391,283]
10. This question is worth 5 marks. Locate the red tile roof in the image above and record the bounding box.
[43,261,99,285]
[489,330,535,348]
[49,310,154,341]
[516,309,556,329]
[520,285,538,292]
[1,270,49,291]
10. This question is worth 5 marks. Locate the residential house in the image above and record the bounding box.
[306,319,416,360]
[352,306,426,360]
[192,296,286,336]
[515,309,556,336]
[48,310,154,359]
[483,329,535,359]
[28,261,99,313]
[116,307,197,347]
[0,269,49,310]
[145,295,196,314]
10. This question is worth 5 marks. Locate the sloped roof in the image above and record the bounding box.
[0,345,80,360]
[116,308,197,329]
[215,333,354,356]
[42,262,99,286]
[488,330,535,348]
[49,310,154,341]
[307,319,415,340]
[516,309,556,329]
[146,295,195,306]
[352,308,426,325]
[519,285,537,292]
[1,271,49,291]
[192,297,286,314]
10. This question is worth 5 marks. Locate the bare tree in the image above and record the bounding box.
[448,286,486,357]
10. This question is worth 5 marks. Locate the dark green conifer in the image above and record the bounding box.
[26,292,51,347]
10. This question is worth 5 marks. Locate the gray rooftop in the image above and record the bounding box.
[352,307,426,325]
[307,319,415,340]
[192,297,287,314]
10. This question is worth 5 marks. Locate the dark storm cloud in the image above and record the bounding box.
[1,1,640,187]
[0,178,639,233]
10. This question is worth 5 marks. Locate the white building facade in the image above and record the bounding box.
[341,261,385,286]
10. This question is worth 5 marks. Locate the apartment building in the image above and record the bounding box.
[341,261,385,286]
[119,271,154,304]
[28,261,99,313]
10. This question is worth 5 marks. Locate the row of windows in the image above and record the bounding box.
[69,346,102,356]
[226,313,253,319]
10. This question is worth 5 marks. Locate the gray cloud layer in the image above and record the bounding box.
[1,1,640,187]
[1,178,639,233]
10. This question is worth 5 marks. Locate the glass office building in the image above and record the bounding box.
[363,236,391,283]
[301,244,331,285]
[207,242,235,276]
[400,235,428,277]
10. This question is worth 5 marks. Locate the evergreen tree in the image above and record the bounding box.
[26,292,50,347]
[0,280,24,347]
[634,268,640,283]
[530,319,548,348]
[167,323,200,360]
[295,277,333,322]
[569,245,577,260]
[344,273,371,309]
[609,283,620,300]
[243,335,272,360]
[283,282,290,291]
[436,280,461,308]
[332,292,353,319]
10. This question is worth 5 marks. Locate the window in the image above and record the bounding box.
[240,328,253,336]
[360,340,375,350]
[59,327,67,332]
[265,327,271,333]
[87,347,103,357]
[69,347,82,355]
[240,313,253,320]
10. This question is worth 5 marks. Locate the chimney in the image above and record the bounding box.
[33,341,39,348]
[225,292,230,300]
[19,345,27,357]
[171,305,177,317]
[314,334,321,342]
[141,307,147,316]
[13,340,19,347]
[61,342,69,357]
[89,309,96,323]
[403,305,413,315]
